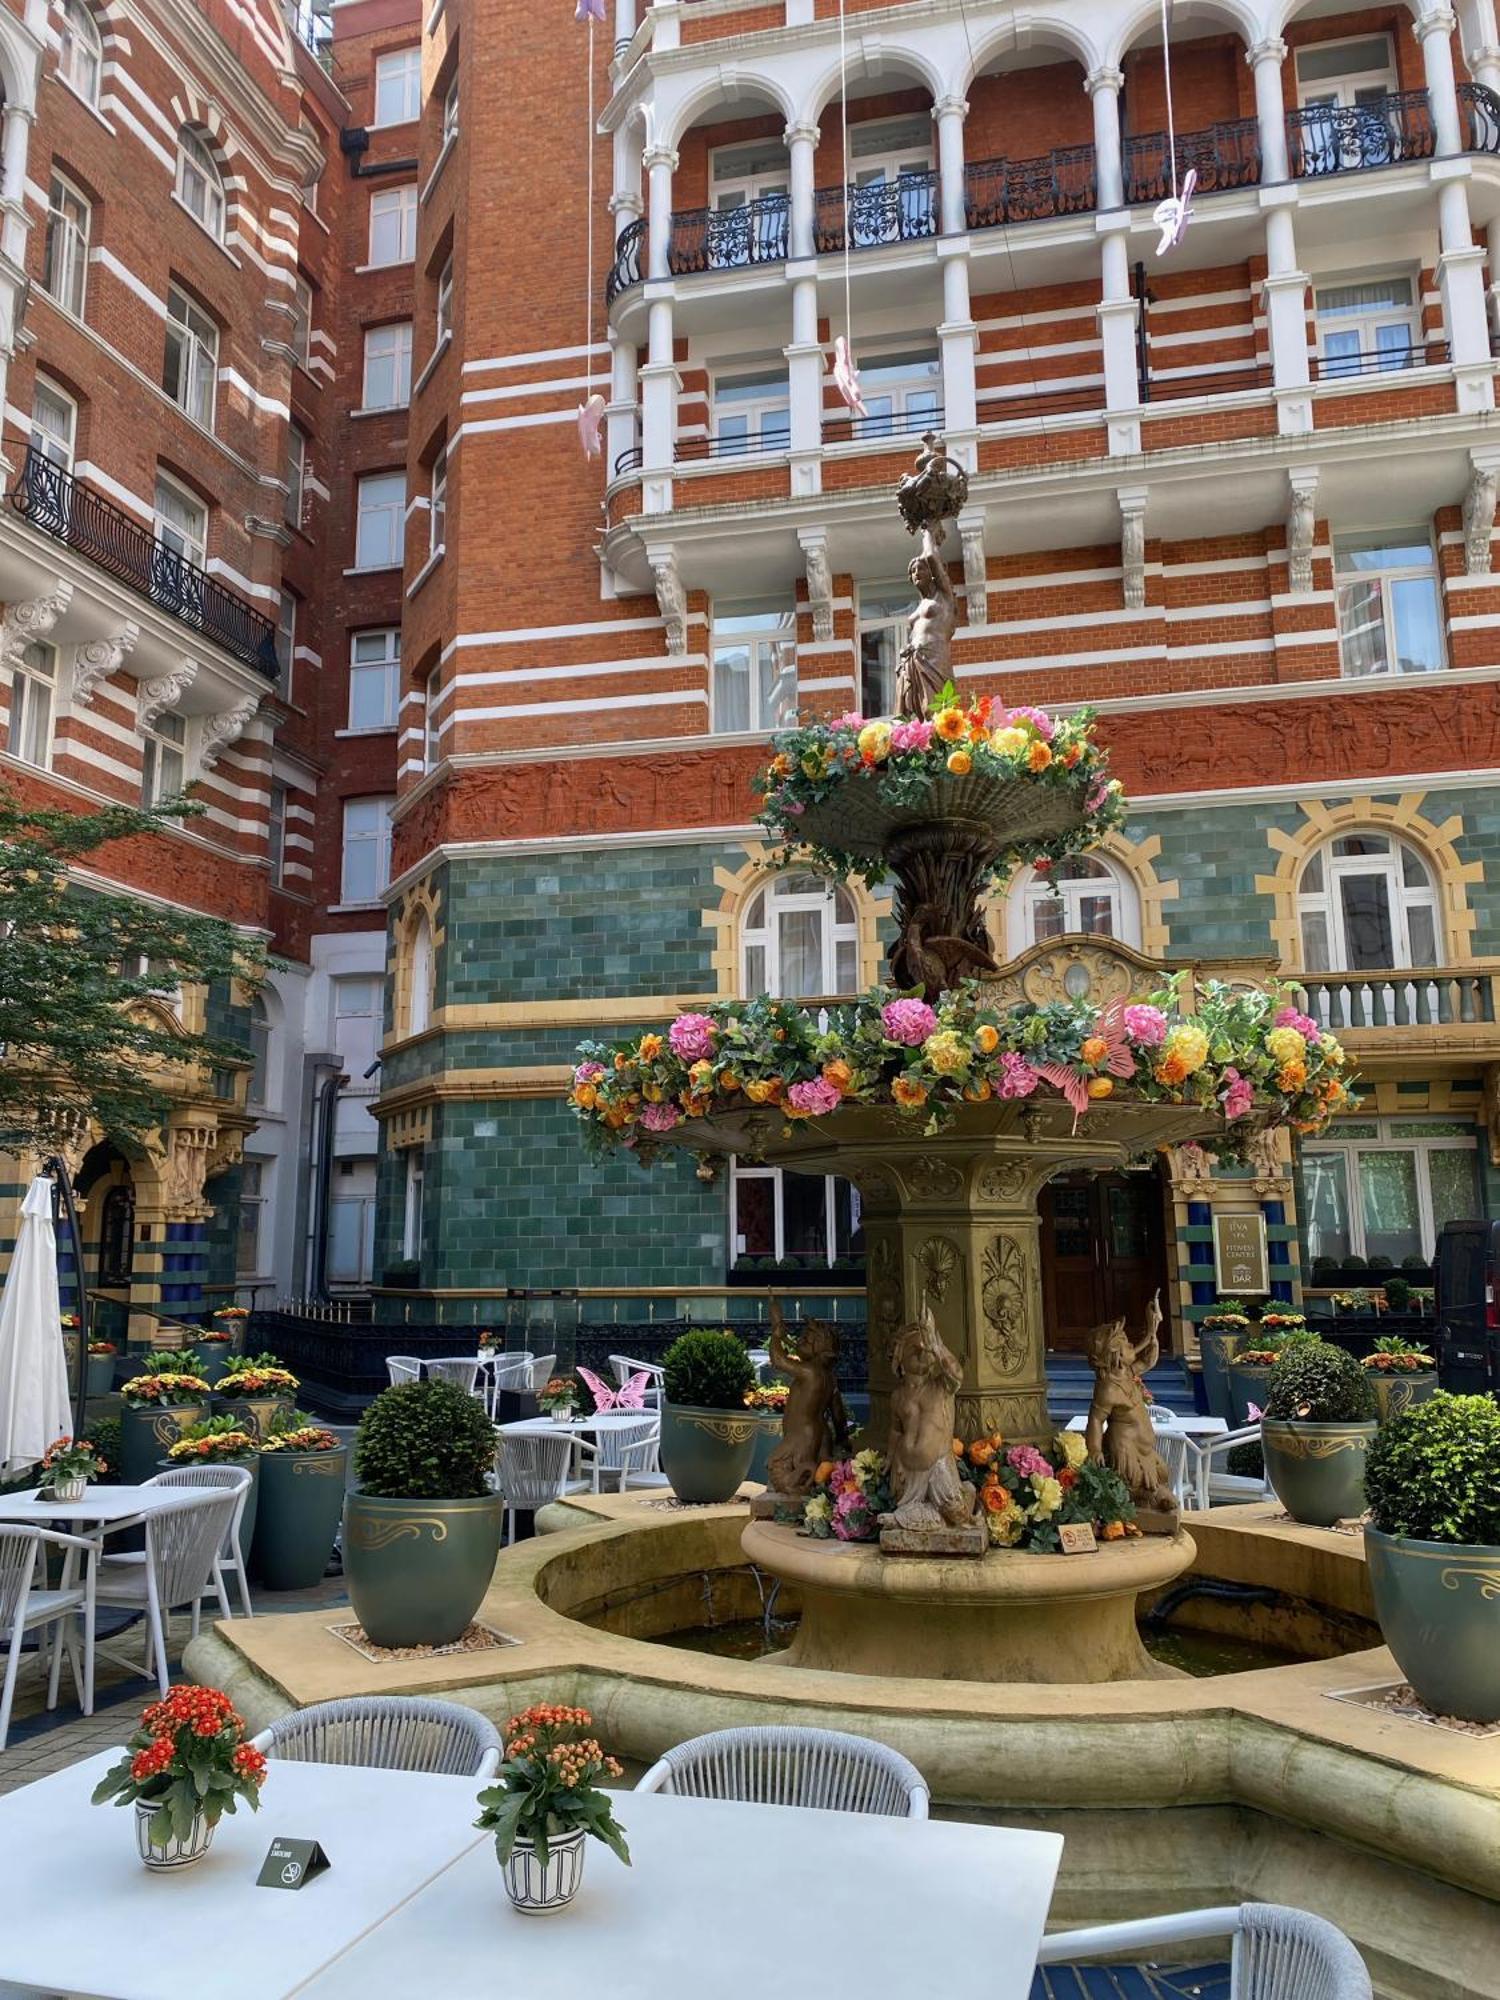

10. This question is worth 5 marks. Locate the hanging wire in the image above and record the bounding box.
[578,11,607,461]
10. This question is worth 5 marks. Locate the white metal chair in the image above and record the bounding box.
[636,1726,929,1818]
[1153,1431,1205,1510]
[385,1355,422,1386]
[1201,1424,1271,1507]
[252,1695,502,1778]
[577,1418,660,1494]
[609,1355,664,1411]
[93,1489,239,1697]
[427,1357,482,1396]
[526,1353,557,1393]
[493,1431,575,1543]
[1036,1901,1371,1998]
[0,1526,97,1748]
[144,1466,254,1619]
[1147,1403,1183,1428]
[746,1347,772,1381]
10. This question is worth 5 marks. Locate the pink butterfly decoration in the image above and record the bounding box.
[576,1364,651,1412]
[577,392,606,460]
[832,335,867,418]
[1034,1003,1138,1131]
[574,0,606,20]
[1152,166,1196,256]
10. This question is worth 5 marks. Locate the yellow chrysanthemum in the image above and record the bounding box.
[1265,1026,1306,1066]
[857,721,892,763]
[1162,1024,1209,1075]
[990,725,1028,757]
[1058,1430,1088,1470]
[922,1030,970,1076]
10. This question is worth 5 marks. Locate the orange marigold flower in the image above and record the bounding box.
[891,1076,928,1110]
[637,1033,663,1061]
[1027,740,1053,772]
[1079,1035,1108,1068]
[933,706,967,742]
[1154,1051,1190,1086]
[822,1058,854,1093]
[1061,742,1083,767]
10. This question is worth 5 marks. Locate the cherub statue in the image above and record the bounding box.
[1083,1291,1177,1521]
[764,1299,848,1498]
[878,1300,980,1534]
[894,528,957,722]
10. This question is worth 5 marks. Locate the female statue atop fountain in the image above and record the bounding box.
[893,433,968,722]
[879,1300,982,1538]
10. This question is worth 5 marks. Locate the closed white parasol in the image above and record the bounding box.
[0,1177,73,1480]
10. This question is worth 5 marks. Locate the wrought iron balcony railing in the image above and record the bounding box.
[1460,80,1500,153]
[823,403,946,446]
[668,195,789,276]
[9,448,280,679]
[605,217,647,304]
[675,429,790,463]
[1286,90,1434,178]
[1310,337,1450,381]
[1296,967,1498,1034]
[814,172,941,252]
[1123,116,1261,203]
[964,144,1096,227]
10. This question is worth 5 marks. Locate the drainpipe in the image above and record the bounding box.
[339,128,418,180]
[1132,260,1155,403]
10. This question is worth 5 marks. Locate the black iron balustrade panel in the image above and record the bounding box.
[1311,338,1450,381]
[674,430,790,463]
[1460,81,1500,154]
[667,195,789,276]
[1286,90,1434,178]
[965,145,1097,229]
[9,448,279,678]
[1123,117,1261,204]
[814,172,941,253]
[823,404,946,446]
[605,216,647,304]
[614,445,644,476]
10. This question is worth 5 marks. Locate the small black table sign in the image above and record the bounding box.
[257,1836,331,1890]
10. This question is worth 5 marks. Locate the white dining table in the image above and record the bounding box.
[498,1412,657,1438]
[1064,1413,1229,1439]
[298,1788,1064,2000]
[0,1751,489,2000]
[0,1485,207,1531]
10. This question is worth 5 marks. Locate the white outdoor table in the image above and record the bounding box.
[0,1485,207,1529]
[498,1412,655,1437]
[0,1749,487,2000]
[1065,1413,1229,1439]
[299,1789,1064,2000]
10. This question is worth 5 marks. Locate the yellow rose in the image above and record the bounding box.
[857,721,892,763]
[922,1030,970,1076]
[975,1024,1000,1054]
[1265,1026,1306,1066]
[1058,1430,1088,1470]
[987,1503,1026,1547]
[744,1079,777,1104]
[991,725,1027,757]
[946,748,973,776]
[1163,1024,1209,1075]
[1030,1474,1064,1518]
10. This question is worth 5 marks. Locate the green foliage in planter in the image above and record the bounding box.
[1382,1277,1412,1311]
[1401,1254,1431,1273]
[662,1327,756,1410]
[1311,1255,1336,1274]
[1226,1440,1264,1479]
[1368,1254,1394,1272]
[1364,1393,1500,1545]
[1264,1338,1376,1424]
[1344,1254,1368,1270]
[353,1379,495,1499]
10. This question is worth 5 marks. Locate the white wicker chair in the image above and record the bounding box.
[1036,1901,1371,1998]
[427,1357,482,1396]
[494,1431,575,1542]
[609,1355,664,1410]
[145,1465,254,1619]
[577,1417,660,1493]
[1201,1424,1271,1506]
[385,1355,422,1386]
[251,1695,502,1778]
[1154,1431,1206,1510]
[0,1526,98,1748]
[481,1351,534,1419]
[93,1489,239,1696]
[636,1726,929,1818]
[526,1353,558,1393]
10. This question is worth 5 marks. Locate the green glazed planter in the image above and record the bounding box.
[343,1491,502,1648]
[659,1404,758,1505]
[120,1401,209,1484]
[1365,1525,1500,1723]
[1198,1329,1245,1424]
[159,1455,259,1571]
[216,1393,294,1442]
[1367,1368,1440,1425]
[1262,1419,1377,1527]
[85,1353,117,1398]
[745,1412,784,1487]
[253,1447,347,1591]
[1226,1359,1277,1429]
[196,1347,235,1389]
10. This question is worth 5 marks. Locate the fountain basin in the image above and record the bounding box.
[741,1519,1194,1683]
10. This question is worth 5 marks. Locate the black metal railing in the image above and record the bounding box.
[823,403,945,445]
[1142,361,1275,402]
[965,144,1096,227]
[1286,90,1434,178]
[1459,81,1500,154]
[814,172,941,252]
[1311,337,1450,381]
[674,430,790,463]
[605,217,648,304]
[9,449,280,679]
[1123,116,1261,203]
[980,381,1108,423]
[668,195,789,275]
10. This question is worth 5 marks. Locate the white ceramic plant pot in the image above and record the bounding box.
[550,1407,574,1426]
[135,1800,215,1870]
[501,1828,586,1913]
[48,1477,88,1504]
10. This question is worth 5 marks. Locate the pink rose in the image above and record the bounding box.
[881,998,938,1046]
[668,1012,716,1062]
[640,1103,680,1133]
[1123,1004,1168,1048]
[1085,782,1110,812]
[890,720,935,753]
[785,800,805,816]
[788,1078,841,1117]
[1221,1067,1254,1122]
[1273,1005,1320,1043]
[832,712,865,731]
[997,1052,1039,1099]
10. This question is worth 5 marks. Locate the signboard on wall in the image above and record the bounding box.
[1212,1211,1269,1296]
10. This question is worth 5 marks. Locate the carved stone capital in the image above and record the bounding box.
[1286,467,1319,594]
[1463,458,1498,575]
[71,622,139,707]
[798,526,833,643]
[783,122,820,149]
[2,582,73,671]
[198,695,259,771]
[1117,487,1147,611]
[1246,37,1288,68]
[642,143,679,174]
[648,547,687,656]
[138,663,197,728]
[1085,65,1125,97]
[1413,7,1458,43]
[931,95,968,122]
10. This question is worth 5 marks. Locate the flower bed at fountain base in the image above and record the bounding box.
[740,1519,1193,1683]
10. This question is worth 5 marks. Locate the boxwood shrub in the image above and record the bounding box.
[1364,1393,1500,1545]
[1263,1338,1376,1425]
[662,1328,756,1410]
[353,1378,495,1499]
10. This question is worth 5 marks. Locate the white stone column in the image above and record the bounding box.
[1097,226,1140,454]
[0,106,33,268]
[1085,66,1125,211]
[938,248,979,468]
[644,143,677,281]
[614,0,637,53]
[1436,171,1495,407]
[785,123,819,262]
[1261,194,1313,434]
[1247,40,1290,184]
[1462,12,1500,330]
[786,274,824,497]
[640,295,678,512]
[1417,5,1464,156]
[606,334,640,483]
[933,95,969,236]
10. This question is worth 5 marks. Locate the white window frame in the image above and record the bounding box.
[401,1149,424,1261]
[711,368,790,456]
[372,46,421,128]
[276,591,297,685]
[729,1161,861,1269]
[408,913,433,1034]
[285,424,307,529]
[340,795,394,904]
[349,628,401,731]
[1302,1116,1480,1265]
[856,584,911,718]
[247,994,272,1109]
[428,449,447,555]
[42,173,89,317]
[847,114,936,241]
[29,376,76,470]
[163,284,218,430]
[853,349,941,436]
[152,471,207,568]
[235,1158,266,1278]
[7,639,57,770]
[1334,528,1445,679]
[354,472,405,570]
[1294,33,1398,109]
[435,259,454,343]
[1314,273,1422,378]
[328,1181,377,1286]
[709,137,790,211]
[442,73,459,142]
[1006,854,1142,957]
[141,705,187,805]
[57,0,102,105]
[176,127,225,241]
[266,781,287,884]
[424,663,442,770]
[1296,832,1442,973]
[368,184,417,267]
[290,273,313,366]
[711,601,797,735]
[362,321,412,409]
[739,870,858,1000]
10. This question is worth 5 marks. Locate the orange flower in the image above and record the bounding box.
[962,1079,993,1102]
[572,1084,597,1109]
[1086,1076,1114,1099]
[975,1024,999,1054]
[822,1058,854,1093]
[613,1053,632,1072]
[1154,1051,1190,1086]
[933,707,967,742]
[981,1484,1010,1514]
[951,1437,965,1457]
[637,1033,663,1061]
[1101,1519,1126,1541]
[1278,1060,1307,1092]
[815,1460,835,1485]
[946,749,973,776]
[891,1076,928,1110]
[744,1078,778,1104]
[968,1439,996,1466]
[719,1071,741,1093]
[1079,1035,1108,1068]
[1027,740,1053,772]
[1061,742,1083,767]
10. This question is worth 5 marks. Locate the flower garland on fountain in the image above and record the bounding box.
[572,986,1352,1156]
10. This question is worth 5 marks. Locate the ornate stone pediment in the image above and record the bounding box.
[980,935,1171,1012]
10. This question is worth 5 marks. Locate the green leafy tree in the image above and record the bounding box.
[0,793,264,1152]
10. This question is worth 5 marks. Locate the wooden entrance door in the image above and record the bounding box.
[1040,1169,1167,1352]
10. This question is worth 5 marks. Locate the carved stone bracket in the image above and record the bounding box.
[71,622,140,707]
[1463,454,1500,575]
[2,582,74,671]
[198,695,259,771]
[157,1118,219,1222]
[648,548,687,657]
[958,508,988,627]
[204,1126,244,1179]
[1286,467,1319,594]
[138,662,197,729]
[798,526,834,644]
[1117,487,1147,611]
[1166,1140,1217,1187]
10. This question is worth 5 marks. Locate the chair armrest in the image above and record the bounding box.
[35,1529,105,1554]
[634,1758,672,1793]
[1036,1905,1243,1965]
[475,1747,501,1780]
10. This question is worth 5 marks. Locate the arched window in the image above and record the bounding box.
[408,913,432,1035]
[1297,833,1440,972]
[1006,853,1141,956]
[247,994,271,1108]
[98,1182,135,1288]
[57,0,102,105]
[176,127,225,240]
[740,871,857,999]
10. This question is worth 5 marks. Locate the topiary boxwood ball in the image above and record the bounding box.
[1264,1337,1376,1424]
[1364,1393,1500,1546]
[353,1377,496,1499]
[662,1327,756,1410]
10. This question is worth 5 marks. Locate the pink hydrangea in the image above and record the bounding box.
[668,1012,716,1062]
[882,998,938,1046]
[890,720,935,753]
[1221,1067,1254,1122]
[1005,1443,1053,1479]
[1123,1004,1168,1047]
[788,1077,842,1117]
[997,1052,1039,1099]
[832,712,865,731]
[640,1103,680,1133]
[1273,1005,1321,1043]
[1005,705,1053,740]
[785,800,805,816]
[573,1061,605,1085]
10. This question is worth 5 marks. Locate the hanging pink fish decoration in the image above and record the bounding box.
[575,0,606,20]
[577,391,606,460]
[1152,166,1196,256]
[833,334,867,417]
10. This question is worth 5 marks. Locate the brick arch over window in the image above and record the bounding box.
[700,842,889,998]
[391,877,444,1040]
[1255,796,1483,970]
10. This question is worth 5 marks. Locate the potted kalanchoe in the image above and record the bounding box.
[37,1434,106,1504]
[743,1379,789,1486]
[254,1415,347,1590]
[118,1362,211,1482]
[537,1374,581,1423]
[475,1702,629,1914]
[85,1339,118,1398]
[1361,1335,1440,1424]
[216,1352,299,1439]
[1260,1337,1377,1527]
[1197,1298,1252,1423]
[659,1328,757,1504]
[92,1685,267,1870]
